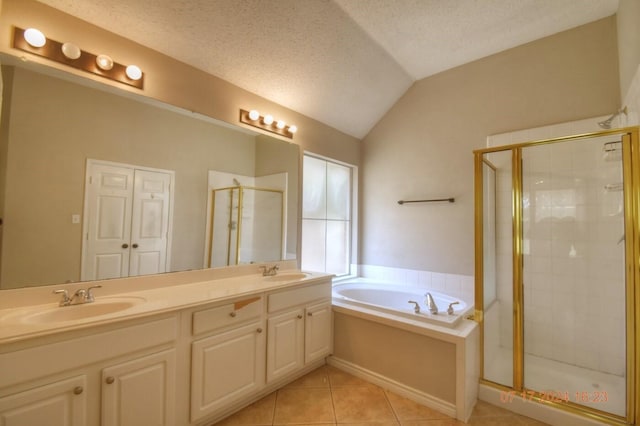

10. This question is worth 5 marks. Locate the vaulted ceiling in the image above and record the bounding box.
[36,0,619,139]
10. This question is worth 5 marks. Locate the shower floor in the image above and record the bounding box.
[485,346,625,418]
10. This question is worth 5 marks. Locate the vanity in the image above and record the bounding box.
[0,265,333,426]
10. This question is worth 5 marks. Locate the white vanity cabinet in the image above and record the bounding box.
[101,349,176,426]
[0,316,177,426]
[190,296,266,423]
[0,375,87,426]
[266,281,332,383]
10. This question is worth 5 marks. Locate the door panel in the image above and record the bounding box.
[129,170,171,277]
[83,162,172,280]
[83,164,134,281]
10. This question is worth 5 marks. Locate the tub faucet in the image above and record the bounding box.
[425,292,438,314]
[408,300,420,314]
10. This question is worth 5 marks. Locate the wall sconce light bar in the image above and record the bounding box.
[239,109,297,139]
[12,26,144,89]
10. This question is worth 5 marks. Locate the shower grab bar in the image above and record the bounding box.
[603,141,622,152]
[397,197,455,205]
[604,183,623,192]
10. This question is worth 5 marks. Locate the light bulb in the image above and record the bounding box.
[125,65,142,80]
[288,125,298,134]
[61,42,81,60]
[263,114,274,125]
[248,110,260,121]
[96,54,114,70]
[24,28,46,48]
[276,120,286,130]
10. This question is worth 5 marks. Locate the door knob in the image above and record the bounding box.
[73,386,83,395]
[132,243,139,248]
[122,243,129,248]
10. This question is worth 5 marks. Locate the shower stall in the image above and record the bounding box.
[474,127,640,425]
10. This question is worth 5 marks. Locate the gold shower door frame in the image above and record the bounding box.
[473,127,640,426]
[207,186,285,267]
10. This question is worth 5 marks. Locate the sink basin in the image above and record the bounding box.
[264,272,310,282]
[21,297,145,324]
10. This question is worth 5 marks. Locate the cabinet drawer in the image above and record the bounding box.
[267,281,331,313]
[192,296,263,335]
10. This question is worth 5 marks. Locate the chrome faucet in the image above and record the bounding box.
[425,292,438,314]
[408,300,420,314]
[259,264,279,276]
[53,285,102,306]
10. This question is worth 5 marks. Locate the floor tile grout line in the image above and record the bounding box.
[383,388,402,425]
[271,389,280,426]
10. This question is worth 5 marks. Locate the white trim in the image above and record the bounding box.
[327,356,458,419]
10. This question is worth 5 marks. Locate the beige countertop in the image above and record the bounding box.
[0,269,331,345]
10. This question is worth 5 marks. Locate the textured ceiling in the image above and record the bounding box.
[35,0,619,139]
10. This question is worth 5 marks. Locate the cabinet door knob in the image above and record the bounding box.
[297,314,302,319]
[256,328,263,333]
[307,312,313,317]
[122,243,129,249]
[132,243,139,248]
[73,386,83,395]
[105,376,115,384]
[229,311,237,317]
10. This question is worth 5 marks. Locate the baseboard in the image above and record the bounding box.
[327,356,458,419]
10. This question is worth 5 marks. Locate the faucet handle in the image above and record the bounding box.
[447,301,460,315]
[53,289,71,306]
[86,285,102,302]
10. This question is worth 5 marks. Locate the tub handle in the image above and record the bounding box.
[447,301,460,315]
[408,300,420,314]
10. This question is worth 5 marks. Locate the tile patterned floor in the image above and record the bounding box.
[212,365,549,425]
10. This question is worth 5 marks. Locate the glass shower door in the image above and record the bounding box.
[521,136,627,417]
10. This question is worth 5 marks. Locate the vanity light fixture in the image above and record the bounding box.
[12,26,144,89]
[125,65,142,81]
[24,28,46,48]
[95,54,114,70]
[239,109,297,139]
[61,42,81,60]
[248,110,260,121]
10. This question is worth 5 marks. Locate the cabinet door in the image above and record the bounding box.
[191,321,265,422]
[266,308,304,383]
[0,376,86,426]
[305,301,333,364]
[102,349,176,426]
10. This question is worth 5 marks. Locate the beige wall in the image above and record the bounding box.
[255,135,300,258]
[617,0,640,100]
[360,17,620,276]
[0,0,360,166]
[0,66,269,288]
[333,312,456,403]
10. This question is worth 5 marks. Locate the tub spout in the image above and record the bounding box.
[425,292,438,314]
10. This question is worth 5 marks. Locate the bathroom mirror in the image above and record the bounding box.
[0,57,299,289]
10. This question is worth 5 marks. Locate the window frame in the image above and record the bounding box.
[300,152,358,279]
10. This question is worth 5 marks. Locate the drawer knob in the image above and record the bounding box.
[256,328,263,333]
[73,386,83,395]
[105,376,115,384]
[307,312,313,317]
[229,311,237,317]
[297,314,302,319]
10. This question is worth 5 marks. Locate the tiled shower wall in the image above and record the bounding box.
[487,113,630,377]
